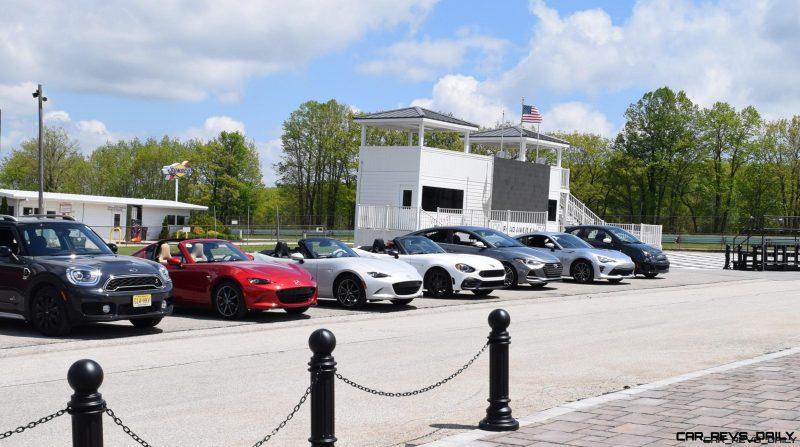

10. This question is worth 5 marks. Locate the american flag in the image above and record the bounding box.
[522,104,542,123]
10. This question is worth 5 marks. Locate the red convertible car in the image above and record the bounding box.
[132,239,317,319]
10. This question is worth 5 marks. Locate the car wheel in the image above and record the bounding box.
[130,317,163,328]
[31,286,72,336]
[643,273,658,278]
[608,278,623,284]
[390,298,414,306]
[334,274,366,309]
[472,289,493,296]
[571,260,594,284]
[424,268,453,298]
[284,306,309,315]
[213,282,248,319]
[501,262,517,289]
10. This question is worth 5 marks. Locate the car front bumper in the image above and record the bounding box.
[596,261,636,280]
[365,277,423,301]
[66,287,173,323]
[518,262,563,285]
[244,283,317,310]
[635,259,670,275]
[456,269,506,290]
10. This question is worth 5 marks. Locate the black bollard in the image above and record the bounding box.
[308,329,337,446]
[479,309,519,432]
[724,244,730,269]
[67,359,106,447]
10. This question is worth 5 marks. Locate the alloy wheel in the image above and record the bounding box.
[33,292,63,333]
[336,279,361,307]
[215,284,240,317]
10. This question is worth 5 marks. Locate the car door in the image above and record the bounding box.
[0,227,25,313]
[168,242,210,304]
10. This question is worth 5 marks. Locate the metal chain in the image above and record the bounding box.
[0,408,68,440]
[251,372,320,447]
[105,408,153,447]
[336,342,488,397]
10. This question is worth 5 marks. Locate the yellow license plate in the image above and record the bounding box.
[132,294,152,308]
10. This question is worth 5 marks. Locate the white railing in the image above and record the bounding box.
[357,205,546,235]
[563,193,605,226]
[607,222,663,249]
[487,209,547,235]
[357,205,418,231]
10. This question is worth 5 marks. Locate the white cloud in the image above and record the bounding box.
[414,0,800,132]
[411,75,505,126]
[0,81,40,117]
[544,102,615,136]
[44,110,70,123]
[183,116,246,141]
[359,31,508,81]
[257,137,283,186]
[0,0,437,101]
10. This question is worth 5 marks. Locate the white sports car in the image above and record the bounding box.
[355,236,507,297]
[251,238,422,309]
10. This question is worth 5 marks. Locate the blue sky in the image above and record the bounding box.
[1,0,798,185]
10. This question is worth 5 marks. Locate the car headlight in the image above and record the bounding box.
[66,267,102,286]
[248,278,273,285]
[455,263,476,273]
[367,272,390,278]
[597,256,616,263]
[642,251,652,259]
[157,264,172,283]
[514,258,544,269]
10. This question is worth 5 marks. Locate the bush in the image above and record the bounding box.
[159,215,171,240]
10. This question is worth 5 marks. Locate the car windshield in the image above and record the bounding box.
[473,229,524,248]
[395,236,445,254]
[551,234,593,249]
[184,240,248,263]
[19,223,112,256]
[606,227,642,244]
[302,238,357,259]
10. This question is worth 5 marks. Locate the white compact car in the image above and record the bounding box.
[355,236,507,297]
[251,238,422,308]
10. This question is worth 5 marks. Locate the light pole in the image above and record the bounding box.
[32,84,47,214]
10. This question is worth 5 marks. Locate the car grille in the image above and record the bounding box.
[480,280,506,288]
[609,267,633,276]
[656,254,667,261]
[105,275,164,292]
[276,287,315,304]
[392,281,422,296]
[479,269,505,278]
[544,263,563,279]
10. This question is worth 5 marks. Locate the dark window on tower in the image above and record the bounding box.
[548,199,557,221]
[402,190,412,207]
[421,186,464,212]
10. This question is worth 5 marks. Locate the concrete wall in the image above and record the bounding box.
[490,158,550,212]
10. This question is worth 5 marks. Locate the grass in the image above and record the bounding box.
[660,242,727,251]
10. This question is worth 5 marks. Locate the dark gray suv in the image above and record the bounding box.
[0,215,173,335]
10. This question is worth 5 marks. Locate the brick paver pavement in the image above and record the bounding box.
[423,348,800,446]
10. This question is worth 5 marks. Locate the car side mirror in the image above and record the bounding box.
[545,242,555,251]
[603,238,612,244]
[0,246,12,258]
[107,243,118,254]
[290,252,305,263]
[246,254,255,261]
[167,256,182,267]
[387,249,399,259]
[473,241,486,249]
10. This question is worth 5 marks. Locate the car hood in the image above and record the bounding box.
[344,256,420,276]
[627,243,664,256]
[487,246,561,263]
[31,255,162,274]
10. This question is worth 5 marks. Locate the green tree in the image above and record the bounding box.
[277,100,360,226]
[0,126,86,192]
[194,131,263,224]
[614,87,699,224]
[553,132,613,215]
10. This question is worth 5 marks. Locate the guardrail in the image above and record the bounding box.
[2,309,518,446]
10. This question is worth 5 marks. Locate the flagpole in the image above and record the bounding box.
[535,121,541,164]
[500,109,505,158]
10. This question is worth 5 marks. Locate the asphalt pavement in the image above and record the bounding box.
[1,268,799,446]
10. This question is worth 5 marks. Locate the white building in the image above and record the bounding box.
[353,107,662,247]
[0,189,207,242]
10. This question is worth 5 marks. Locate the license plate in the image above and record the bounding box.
[132,294,152,308]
